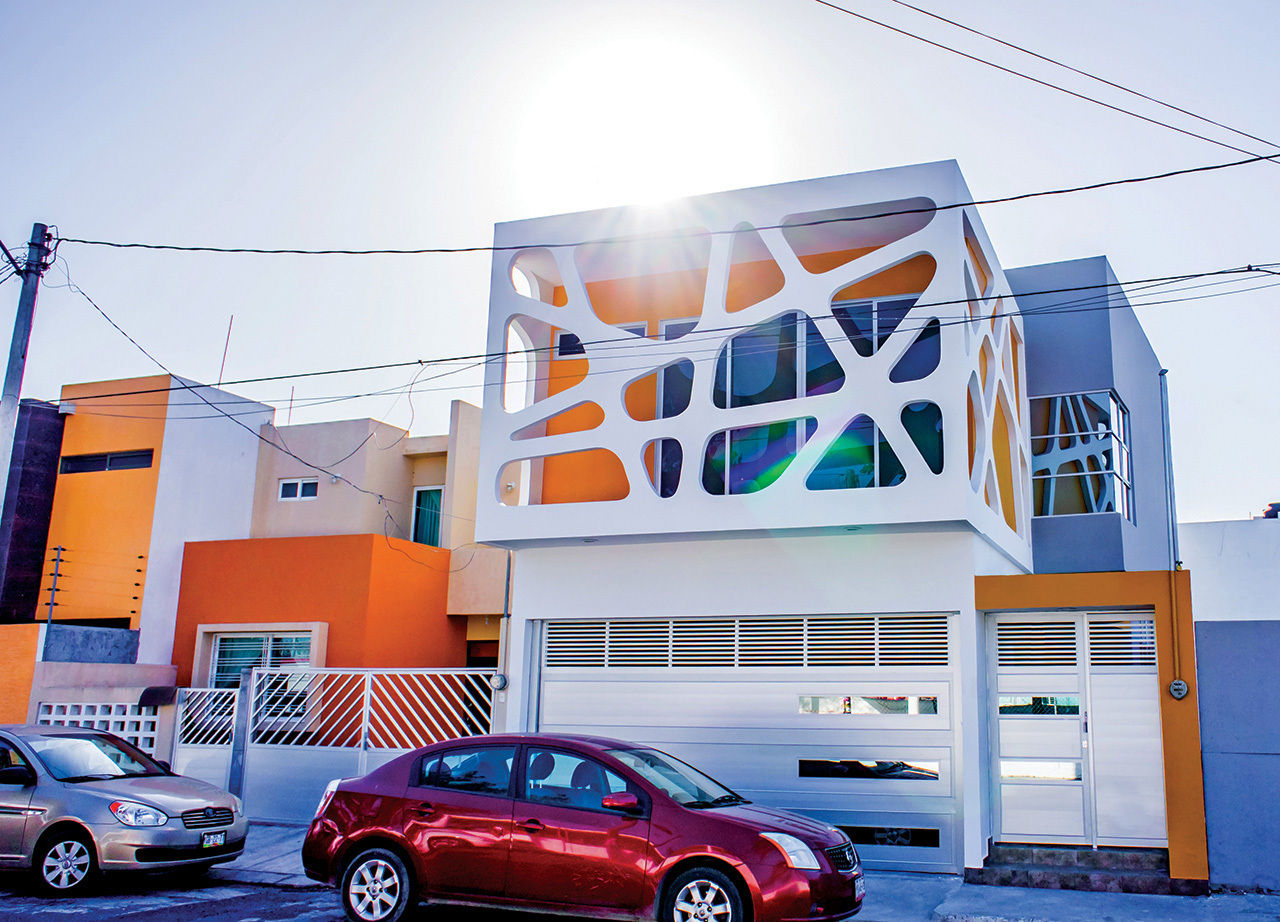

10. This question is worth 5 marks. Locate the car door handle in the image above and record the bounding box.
[408,803,434,816]
[517,818,545,832]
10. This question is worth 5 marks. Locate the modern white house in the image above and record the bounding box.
[473,161,1207,887]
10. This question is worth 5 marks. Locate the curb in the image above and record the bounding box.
[208,868,326,890]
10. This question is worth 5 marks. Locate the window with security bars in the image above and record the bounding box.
[1030,391,1133,520]
[211,633,312,688]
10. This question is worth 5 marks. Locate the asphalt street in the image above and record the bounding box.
[0,872,560,922]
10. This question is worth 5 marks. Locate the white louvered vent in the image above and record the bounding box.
[1088,619,1157,666]
[544,621,606,667]
[807,616,876,666]
[879,615,949,666]
[544,614,949,668]
[996,621,1077,667]
[608,620,671,667]
[739,618,805,667]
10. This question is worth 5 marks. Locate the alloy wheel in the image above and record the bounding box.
[673,878,734,922]
[346,857,403,921]
[42,839,91,890]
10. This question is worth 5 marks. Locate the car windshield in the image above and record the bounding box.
[605,747,747,808]
[27,734,167,783]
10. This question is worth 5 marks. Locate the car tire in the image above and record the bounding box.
[664,866,745,922]
[33,831,96,895]
[340,847,415,922]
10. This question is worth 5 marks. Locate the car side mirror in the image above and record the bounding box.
[156,760,172,773]
[0,765,35,786]
[601,791,641,813]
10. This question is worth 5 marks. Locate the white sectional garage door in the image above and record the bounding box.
[534,614,960,872]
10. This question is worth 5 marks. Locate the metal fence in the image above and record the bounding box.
[170,667,495,822]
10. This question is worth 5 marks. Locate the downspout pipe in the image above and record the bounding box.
[1159,369,1184,687]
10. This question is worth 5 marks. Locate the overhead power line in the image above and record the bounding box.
[57,262,1280,422]
[52,151,1277,257]
[885,0,1280,153]
[50,261,1279,406]
[810,0,1280,164]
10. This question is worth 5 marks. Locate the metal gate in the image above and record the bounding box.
[169,668,495,822]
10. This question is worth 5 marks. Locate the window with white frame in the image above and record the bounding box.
[1030,391,1133,520]
[555,322,648,358]
[279,477,319,501]
[210,632,312,688]
[413,487,444,547]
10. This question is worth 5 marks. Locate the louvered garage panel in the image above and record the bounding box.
[537,614,959,873]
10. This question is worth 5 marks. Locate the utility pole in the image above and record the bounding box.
[0,223,51,607]
[0,223,51,504]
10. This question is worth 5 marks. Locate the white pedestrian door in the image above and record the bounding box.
[990,612,1166,848]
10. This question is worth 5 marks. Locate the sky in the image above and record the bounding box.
[3,0,1277,522]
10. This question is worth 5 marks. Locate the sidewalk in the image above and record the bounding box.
[212,823,1280,921]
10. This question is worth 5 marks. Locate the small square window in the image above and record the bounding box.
[279,478,318,501]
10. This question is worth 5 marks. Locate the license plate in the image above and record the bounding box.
[201,831,226,848]
[855,876,865,901]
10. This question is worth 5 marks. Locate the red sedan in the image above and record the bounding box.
[303,733,864,922]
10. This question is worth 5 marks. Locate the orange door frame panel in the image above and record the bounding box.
[975,570,1207,881]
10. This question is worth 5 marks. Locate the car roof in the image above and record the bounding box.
[0,724,114,740]
[425,732,642,752]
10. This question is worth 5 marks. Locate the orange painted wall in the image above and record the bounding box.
[171,534,463,685]
[39,376,171,627]
[0,623,42,723]
[975,570,1208,881]
[536,253,936,503]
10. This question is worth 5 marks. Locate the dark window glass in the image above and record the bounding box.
[901,402,944,474]
[656,439,682,498]
[523,748,629,810]
[105,449,154,471]
[841,825,941,848]
[556,332,585,357]
[807,415,904,490]
[703,419,816,496]
[805,319,844,396]
[60,454,109,474]
[299,480,319,498]
[279,481,299,499]
[799,758,939,780]
[889,319,941,383]
[416,755,440,787]
[432,746,515,796]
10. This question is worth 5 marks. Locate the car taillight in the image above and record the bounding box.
[314,778,340,818]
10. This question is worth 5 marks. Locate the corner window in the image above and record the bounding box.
[1030,391,1132,519]
[210,632,311,688]
[279,478,319,501]
[412,487,443,546]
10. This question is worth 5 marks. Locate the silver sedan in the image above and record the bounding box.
[0,725,248,894]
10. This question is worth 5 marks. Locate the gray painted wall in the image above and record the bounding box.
[1195,620,1280,890]
[1006,257,1172,574]
[42,623,139,664]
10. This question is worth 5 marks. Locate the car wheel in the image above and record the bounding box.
[341,847,414,922]
[34,832,96,895]
[665,866,744,922]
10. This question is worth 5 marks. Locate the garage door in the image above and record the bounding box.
[534,614,960,872]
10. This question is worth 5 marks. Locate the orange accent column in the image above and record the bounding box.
[0,623,43,722]
[975,571,1208,881]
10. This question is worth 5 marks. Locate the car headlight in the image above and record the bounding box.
[231,795,244,816]
[109,800,168,827]
[760,832,820,870]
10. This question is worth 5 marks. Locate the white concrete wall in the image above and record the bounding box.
[502,526,996,869]
[1180,519,1280,621]
[137,381,273,664]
